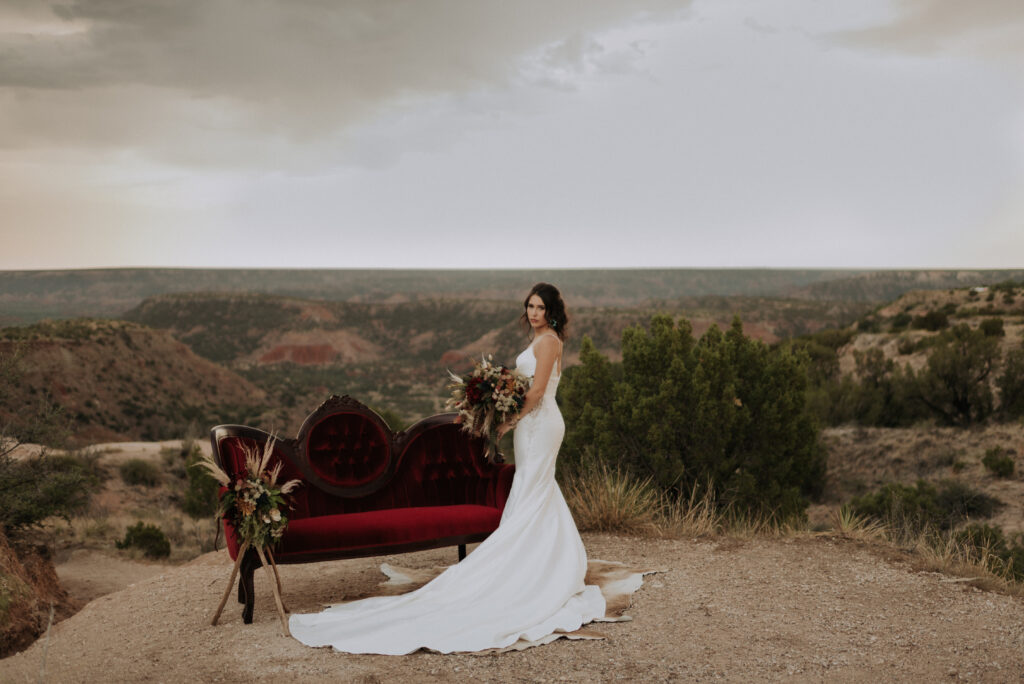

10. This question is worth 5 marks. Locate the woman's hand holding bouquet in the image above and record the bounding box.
[446,355,528,462]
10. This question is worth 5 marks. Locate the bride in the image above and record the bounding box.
[288,282,606,654]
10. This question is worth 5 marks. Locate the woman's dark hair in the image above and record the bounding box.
[520,282,569,340]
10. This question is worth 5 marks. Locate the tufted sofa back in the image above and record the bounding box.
[211,395,511,522]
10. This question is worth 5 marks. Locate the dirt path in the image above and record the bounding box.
[3,534,1023,682]
[54,549,170,604]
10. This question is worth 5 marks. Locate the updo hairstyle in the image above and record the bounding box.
[520,282,569,341]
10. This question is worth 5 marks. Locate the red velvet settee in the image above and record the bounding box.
[210,394,515,624]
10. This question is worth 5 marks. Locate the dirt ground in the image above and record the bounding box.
[3,533,1023,683]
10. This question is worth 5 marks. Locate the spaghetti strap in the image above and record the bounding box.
[531,332,562,375]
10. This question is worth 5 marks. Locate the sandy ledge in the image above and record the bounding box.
[2,533,1023,682]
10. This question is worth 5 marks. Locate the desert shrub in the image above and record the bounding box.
[889,312,912,332]
[803,375,857,426]
[115,521,171,559]
[808,328,855,350]
[906,324,1000,426]
[784,334,844,428]
[934,479,1001,520]
[856,316,881,333]
[786,338,839,385]
[981,447,1015,479]
[161,445,187,478]
[979,317,1004,337]
[183,445,220,519]
[896,337,916,355]
[849,479,1001,532]
[119,459,162,487]
[560,316,825,520]
[998,348,1024,420]
[0,452,100,536]
[847,348,921,427]
[806,348,924,428]
[955,523,1024,582]
[912,310,949,331]
[990,279,1021,294]
[370,405,407,432]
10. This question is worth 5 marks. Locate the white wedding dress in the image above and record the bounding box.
[288,333,606,654]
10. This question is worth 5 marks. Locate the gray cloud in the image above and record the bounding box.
[0,0,689,164]
[835,0,1024,66]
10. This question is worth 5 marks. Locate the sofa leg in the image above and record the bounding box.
[458,544,466,561]
[240,547,262,624]
[237,564,246,604]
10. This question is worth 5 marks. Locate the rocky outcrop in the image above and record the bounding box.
[0,530,78,658]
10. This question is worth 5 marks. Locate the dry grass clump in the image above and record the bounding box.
[561,462,663,536]
[830,505,887,541]
[562,464,1024,596]
[883,520,1024,596]
[561,460,812,539]
[562,462,725,538]
[661,483,723,538]
[825,505,1024,596]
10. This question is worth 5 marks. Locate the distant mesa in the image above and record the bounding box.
[246,329,383,366]
[296,303,338,324]
[259,344,338,365]
[440,350,475,372]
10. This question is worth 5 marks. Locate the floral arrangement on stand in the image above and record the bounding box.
[193,435,301,635]
[447,354,529,462]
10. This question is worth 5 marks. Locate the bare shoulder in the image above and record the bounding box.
[534,334,562,353]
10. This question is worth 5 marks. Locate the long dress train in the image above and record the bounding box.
[288,335,606,654]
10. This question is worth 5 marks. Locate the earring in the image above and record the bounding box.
[550,319,558,329]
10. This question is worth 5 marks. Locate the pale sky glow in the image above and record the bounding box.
[0,0,1022,270]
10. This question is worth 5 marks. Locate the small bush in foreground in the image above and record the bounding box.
[981,447,1015,479]
[954,523,1024,582]
[116,521,171,559]
[561,460,662,535]
[119,459,161,487]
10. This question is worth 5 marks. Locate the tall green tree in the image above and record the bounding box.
[560,315,825,519]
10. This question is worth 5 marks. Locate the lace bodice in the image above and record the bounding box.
[515,334,561,398]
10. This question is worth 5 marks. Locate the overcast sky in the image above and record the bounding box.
[1,0,1022,270]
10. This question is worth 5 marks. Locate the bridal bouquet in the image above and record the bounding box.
[446,354,529,461]
[192,436,301,550]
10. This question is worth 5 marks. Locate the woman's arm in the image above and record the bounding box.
[498,336,559,437]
